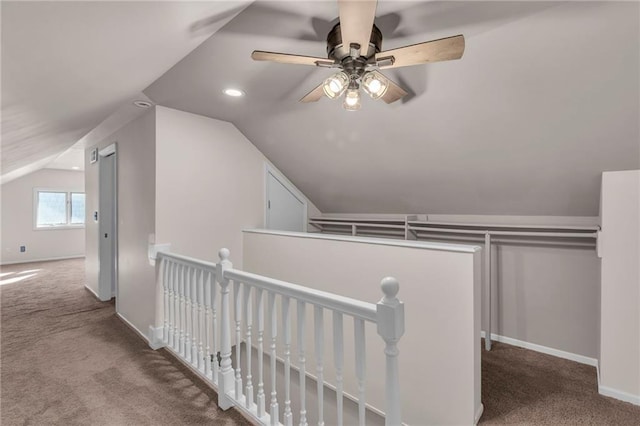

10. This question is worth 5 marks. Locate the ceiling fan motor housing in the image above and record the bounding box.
[327,23,383,62]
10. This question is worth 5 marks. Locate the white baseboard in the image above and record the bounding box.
[147,325,166,350]
[481,331,598,367]
[1,255,85,266]
[84,284,101,300]
[474,403,484,425]
[116,312,149,344]
[598,385,640,406]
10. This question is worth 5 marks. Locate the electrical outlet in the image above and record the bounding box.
[20,246,26,253]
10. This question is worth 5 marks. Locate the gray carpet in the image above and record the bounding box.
[2,259,640,425]
[1,259,249,425]
[480,341,640,425]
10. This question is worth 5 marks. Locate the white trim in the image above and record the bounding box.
[116,312,149,343]
[481,331,598,366]
[0,255,85,266]
[598,385,640,406]
[474,403,484,425]
[84,284,101,300]
[147,325,166,350]
[244,228,481,253]
[98,143,117,157]
[264,162,308,232]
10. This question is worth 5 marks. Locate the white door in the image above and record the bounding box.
[98,150,117,301]
[266,171,305,232]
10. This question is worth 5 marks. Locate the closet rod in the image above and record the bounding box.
[409,226,597,239]
[413,233,596,248]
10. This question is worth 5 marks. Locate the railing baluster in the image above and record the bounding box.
[333,312,344,426]
[179,263,186,356]
[162,258,169,343]
[204,269,212,379]
[212,270,219,385]
[234,280,243,401]
[197,268,205,372]
[168,261,175,348]
[172,261,179,352]
[354,318,366,426]
[185,265,192,363]
[191,267,198,365]
[268,292,279,425]
[282,296,292,426]
[256,288,266,418]
[297,301,308,426]
[315,307,325,426]
[244,283,254,409]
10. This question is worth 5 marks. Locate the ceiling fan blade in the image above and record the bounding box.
[251,51,335,67]
[299,82,326,103]
[377,72,409,104]
[338,0,377,55]
[375,35,465,69]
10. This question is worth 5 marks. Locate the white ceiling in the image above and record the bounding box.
[3,1,639,216]
[46,147,85,172]
[1,0,250,181]
[145,1,639,216]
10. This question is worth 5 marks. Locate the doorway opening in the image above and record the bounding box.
[98,143,117,302]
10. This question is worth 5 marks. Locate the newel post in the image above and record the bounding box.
[376,277,405,426]
[217,248,235,410]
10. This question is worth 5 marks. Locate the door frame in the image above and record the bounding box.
[98,143,118,305]
[264,163,308,232]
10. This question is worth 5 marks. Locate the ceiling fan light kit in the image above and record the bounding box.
[323,71,349,99]
[343,88,362,111]
[361,70,388,99]
[251,0,465,111]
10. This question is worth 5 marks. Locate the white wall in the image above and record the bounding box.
[599,170,640,404]
[1,168,84,264]
[84,105,320,336]
[85,108,156,334]
[154,106,320,269]
[243,230,482,426]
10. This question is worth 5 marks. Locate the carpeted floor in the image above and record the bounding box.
[2,259,640,425]
[480,341,640,425]
[1,259,249,425]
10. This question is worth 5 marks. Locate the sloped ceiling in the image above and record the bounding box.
[145,1,639,216]
[1,0,250,181]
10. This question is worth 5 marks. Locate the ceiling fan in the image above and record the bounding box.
[251,0,465,111]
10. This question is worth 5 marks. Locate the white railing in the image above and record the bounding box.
[151,247,405,426]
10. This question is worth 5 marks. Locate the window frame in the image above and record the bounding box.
[33,188,86,230]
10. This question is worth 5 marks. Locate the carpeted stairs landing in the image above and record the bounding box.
[2,259,640,425]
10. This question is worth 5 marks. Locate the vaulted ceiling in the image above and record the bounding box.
[3,1,639,216]
[1,0,250,181]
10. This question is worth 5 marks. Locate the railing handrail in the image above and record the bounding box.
[156,251,378,322]
[157,251,217,271]
[224,268,378,323]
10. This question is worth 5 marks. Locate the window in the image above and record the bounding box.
[34,190,85,229]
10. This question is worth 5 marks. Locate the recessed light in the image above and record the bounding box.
[223,88,245,97]
[133,100,152,108]
[72,166,80,170]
